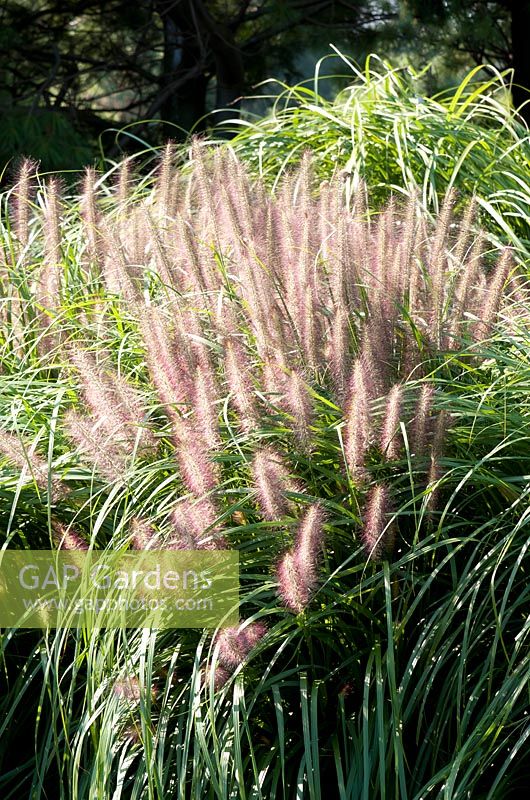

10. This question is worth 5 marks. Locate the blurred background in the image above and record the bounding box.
[0,0,528,173]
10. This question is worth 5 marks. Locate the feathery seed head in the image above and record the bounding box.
[112,676,142,703]
[80,166,103,267]
[64,410,130,482]
[292,503,326,579]
[156,141,178,219]
[51,521,88,550]
[276,551,309,614]
[277,503,326,613]
[361,483,394,560]
[0,430,65,499]
[343,358,373,483]
[140,307,194,411]
[12,158,37,249]
[252,447,295,520]
[176,422,220,497]
[380,383,403,460]
[411,384,435,458]
[284,370,314,447]
[192,362,220,451]
[170,497,226,550]
[224,337,258,432]
[130,517,158,550]
[473,248,513,342]
[327,305,351,398]
[202,664,231,691]
[214,620,267,669]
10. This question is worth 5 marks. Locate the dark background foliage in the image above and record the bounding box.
[1,0,529,172]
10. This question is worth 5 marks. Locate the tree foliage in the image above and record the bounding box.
[1,1,529,170]
[0,0,394,169]
[400,0,530,122]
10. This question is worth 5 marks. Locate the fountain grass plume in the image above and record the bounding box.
[116,157,131,211]
[67,345,156,454]
[276,552,305,614]
[33,178,63,354]
[327,304,351,398]
[130,517,159,550]
[175,420,220,498]
[380,383,403,461]
[139,306,195,412]
[100,217,142,304]
[0,429,66,500]
[64,410,131,482]
[292,503,326,578]
[112,676,142,704]
[224,336,259,433]
[155,141,178,220]
[141,205,176,290]
[170,497,226,550]
[201,663,232,691]
[190,139,220,234]
[361,483,395,560]
[359,320,392,398]
[12,158,37,251]
[80,167,103,268]
[411,384,435,458]
[343,358,373,484]
[447,231,484,345]
[428,189,456,346]
[52,520,89,550]
[192,362,220,451]
[277,503,326,613]
[284,370,314,447]
[214,620,268,670]
[42,179,62,275]
[473,248,514,342]
[252,447,299,520]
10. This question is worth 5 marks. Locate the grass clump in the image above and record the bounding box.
[1,147,530,797]
[226,53,530,261]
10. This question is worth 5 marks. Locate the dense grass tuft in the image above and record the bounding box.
[1,143,530,797]
[226,54,530,262]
